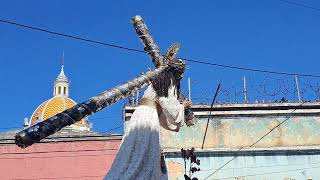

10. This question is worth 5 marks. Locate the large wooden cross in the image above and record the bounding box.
[15,15,185,148]
[131,15,181,67]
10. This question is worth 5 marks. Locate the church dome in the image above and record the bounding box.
[30,96,87,126]
[27,64,90,131]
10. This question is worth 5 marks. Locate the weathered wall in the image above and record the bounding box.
[160,115,320,150]
[124,102,320,179]
[0,139,121,180]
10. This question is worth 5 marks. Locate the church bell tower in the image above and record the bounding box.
[53,65,69,97]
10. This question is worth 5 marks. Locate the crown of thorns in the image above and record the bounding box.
[167,59,186,79]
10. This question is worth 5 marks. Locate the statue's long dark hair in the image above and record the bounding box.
[152,68,181,98]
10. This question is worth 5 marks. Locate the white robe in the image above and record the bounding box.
[105,84,184,180]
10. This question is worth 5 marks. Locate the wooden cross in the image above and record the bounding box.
[131,15,182,68]
[15,15,186,148]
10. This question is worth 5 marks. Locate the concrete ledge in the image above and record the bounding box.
[164,146,320,157]
[124,102,320,120]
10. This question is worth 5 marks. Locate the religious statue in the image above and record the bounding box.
[14,15,195,180]
[105,65,194,180]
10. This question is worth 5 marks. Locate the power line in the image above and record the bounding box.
[0,126,21,130]
[0,115,122,132]
[202,82,221,149]
[0,153,116,160]
[213,165,320,180]
[1,18,320,78]
[13,175,104,180]
[203,102,305,179]
[167,161,320,173]
[0,19,145,53]
[90,115,121,121]
[0,133,122,142]
[180,57,320,78]
[279,0,320,11]
[0,148,118,156]
[100,125,123,134]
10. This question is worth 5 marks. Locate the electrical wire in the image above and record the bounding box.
[167,161,320,173]
[0,148,118,156]
[0,153,116,160]
[90,115,121,121]
[203,102,305,179]
[0,115,122,132]
[279,0,320,11]
[180,57,320,78]
[13,175,104,180]
[0,126,21,130]
[0,136,122,142]
[0,18,319,177]
[0,19,144,53]
[100,125,123,134]
[212,165,320,180]
[1,18,320,78]
[201,82,221,149]
[0,133,122,142]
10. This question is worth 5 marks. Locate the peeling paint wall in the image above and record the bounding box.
[125,102,320,179]
[160,115,320,150]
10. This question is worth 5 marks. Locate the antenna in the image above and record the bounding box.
[61,51,65,67]
[243,76,248,103]
[188,77,192,101]
[295,75,302,102]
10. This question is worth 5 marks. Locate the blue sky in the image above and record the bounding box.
[0,0,319,133]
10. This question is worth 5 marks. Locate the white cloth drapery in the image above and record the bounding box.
[105,84,184,180]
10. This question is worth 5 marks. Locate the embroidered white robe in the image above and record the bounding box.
[105,84,184,180]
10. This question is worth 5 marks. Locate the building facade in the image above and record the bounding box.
[0,132,121,180]
[1,64,320,180]
[0,65,122,180]
[125,102,320,180]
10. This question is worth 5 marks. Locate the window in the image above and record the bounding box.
[64,87,66,95]
[58,86,61,94]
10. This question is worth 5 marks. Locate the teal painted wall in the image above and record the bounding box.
[161,115,320,179]
[165,153,320,180]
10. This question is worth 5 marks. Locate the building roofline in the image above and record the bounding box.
[0,133,123,145]
[125,102,320,119]
[164,145,320,157]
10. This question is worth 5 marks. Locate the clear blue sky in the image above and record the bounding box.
[0,0,319,133]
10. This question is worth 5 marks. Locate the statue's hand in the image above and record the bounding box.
[183,100,192,109]
[184,109,195,127]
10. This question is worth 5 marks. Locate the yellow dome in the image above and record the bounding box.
[30,96,87,126]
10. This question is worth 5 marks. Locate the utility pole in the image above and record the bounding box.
[201,83,221,149]
[295,75,302,102]
[317,82,320,101]
[243,76,248,103]
[188,77,191,101]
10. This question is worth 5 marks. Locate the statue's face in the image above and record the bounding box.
[171,59,186,81]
